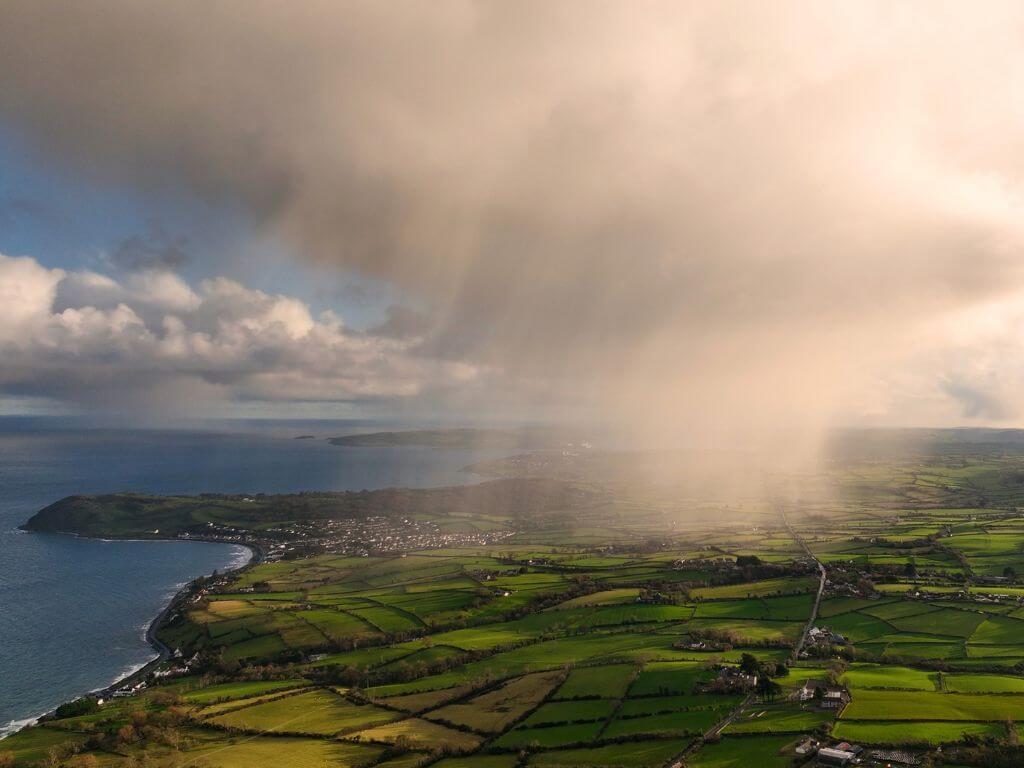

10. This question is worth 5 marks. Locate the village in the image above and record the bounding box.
[175,515,516,562]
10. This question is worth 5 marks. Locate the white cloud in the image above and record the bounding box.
[0,254,64,341]
[0,253,478,407]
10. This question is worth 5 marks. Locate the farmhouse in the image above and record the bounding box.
[816,746,855,765]
[821,687,851,709]
[798,679,851,709]
[698,665,757,693]
[807,625,848,646]
[795,737,819,755]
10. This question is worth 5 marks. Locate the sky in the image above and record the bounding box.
[2,1,1024,442]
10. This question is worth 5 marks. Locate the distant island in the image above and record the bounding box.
[328,426,576,449]
[293,434,316,440]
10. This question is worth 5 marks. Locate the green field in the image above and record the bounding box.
[839,664,939,691]
[627,662,711,697]
[832,720,1005,745]
[944,673,1024,693]
[553,664,638,699]
[842,689,1024,721]
[684,735,798,768]
[726,704,832,733]
[208,688,399,735]
[425,671,562,732]
[184,735,384,768]
[24,436,1024,767]
[527,739,690,766]
[182,678,311,704]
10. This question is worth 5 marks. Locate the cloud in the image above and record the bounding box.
[0,253,477,408]
[941,380,1009,421]
[108,224,190,272]
[369,305,431,340]
[3,2,1024,433]
[0,253,64,337]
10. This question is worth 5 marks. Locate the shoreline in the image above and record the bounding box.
[114,539,261,690]
[0,534,260,740]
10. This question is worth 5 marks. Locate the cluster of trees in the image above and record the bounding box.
[7,699,192,768]
[823,566,876,595]
[67,696,191,760]
[740,653,785,702]
[704,558,815,587]
[40,751,98,768]
[53,698,100,719]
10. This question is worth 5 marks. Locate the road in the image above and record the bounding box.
[663,508,827,767]
[664,692,756,767]
[780,505,827,660]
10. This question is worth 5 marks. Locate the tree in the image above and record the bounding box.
[54,698,100,719]
[739,653,760,676]
[827,659,848,685]
[756,676,782,702]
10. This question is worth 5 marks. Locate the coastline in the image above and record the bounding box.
[0,534,260,740]
[107,539,260,693]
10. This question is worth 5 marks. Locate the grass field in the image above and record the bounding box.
[425,671,562,732]
[691,576,817,599]
[627,662,711,697]
[526,739,690,766]
[209,689,399,735]
[349,717,483,751]
[521,699,618,726]
[841,689,1024,721]
[553,664,638,699]
[839,664,939,691]
[495,720,606,748]
[943,673,1024,692]
[434,756,518,768]
[831,720,1005,745]
[0,727,87,764]
[30,440,1024,767]
[182,679,311,704]
[726,704,832,734]
[603,708,720,737]
[684,735,798,768]
[183,734,384,768]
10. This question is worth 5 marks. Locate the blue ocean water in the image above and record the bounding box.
[0,419,504,736]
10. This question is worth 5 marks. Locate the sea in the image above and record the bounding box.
[0,418,509,737]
